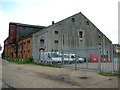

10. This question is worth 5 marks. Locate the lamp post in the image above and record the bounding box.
[115,47,120,54]
[115,47,120,77]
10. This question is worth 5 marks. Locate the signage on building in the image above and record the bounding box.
[41,36,44,40]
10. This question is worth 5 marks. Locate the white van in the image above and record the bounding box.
[40,52,84,63]
[52,54,84,63]
[40,52,61,62]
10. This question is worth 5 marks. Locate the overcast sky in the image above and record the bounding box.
[0,0,119,54]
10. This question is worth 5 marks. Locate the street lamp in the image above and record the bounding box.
[116,47,120,54]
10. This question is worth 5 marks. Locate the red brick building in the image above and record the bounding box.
[3,22,45,59]
[18,36,32,59]
[4,38,16,58]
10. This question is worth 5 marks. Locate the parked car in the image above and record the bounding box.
[77,56,85,63]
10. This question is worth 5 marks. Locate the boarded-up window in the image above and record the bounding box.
[79,31,83,39]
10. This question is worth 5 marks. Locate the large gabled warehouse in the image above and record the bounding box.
[32,12,112,61]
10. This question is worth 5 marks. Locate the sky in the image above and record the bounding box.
[0,0,119,54]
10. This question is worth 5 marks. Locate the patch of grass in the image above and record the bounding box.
[26,62,61,68]
[98,72,120,76]
[5,58,61,68]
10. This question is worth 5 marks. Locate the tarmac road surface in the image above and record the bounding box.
[1,58,118,88]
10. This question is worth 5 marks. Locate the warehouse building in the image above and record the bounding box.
[3,12,112,61]
[4,22,45,59]
[32,12,112,61]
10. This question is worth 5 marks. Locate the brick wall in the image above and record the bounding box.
[4,39,16,58]
[8,24,17,44]
[18,36,32,59]
[4,22,45,59]
[4,39,8,57]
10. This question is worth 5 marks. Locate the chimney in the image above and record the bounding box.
[52,21,54,25]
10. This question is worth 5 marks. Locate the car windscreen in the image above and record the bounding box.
[51,53,61,58]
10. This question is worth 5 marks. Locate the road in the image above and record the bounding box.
[1,58,118,88]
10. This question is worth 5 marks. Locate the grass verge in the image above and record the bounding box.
[5,58,61,68]
[98,72,120,76]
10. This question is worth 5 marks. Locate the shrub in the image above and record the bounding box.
[28,57,34,63]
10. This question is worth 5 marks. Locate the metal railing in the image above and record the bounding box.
[32,46,119,73]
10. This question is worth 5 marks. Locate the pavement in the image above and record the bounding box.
[1,58,119,88]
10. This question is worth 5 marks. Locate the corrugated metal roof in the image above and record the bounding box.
[9,22,46,28]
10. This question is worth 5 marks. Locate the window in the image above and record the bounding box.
[79,31,83,40]
[20,43,23,45]
[40,39,44,43]
[107,51,108,54]
[28,50,30,53]
[24,42,26,45]
[24,50,25,53]
[55,50,58,52]
[86,21,89,25]
[71,18,75,22]
[27,40,30,44]
[55,40,59,44]
[71,55,75,58]
[55,31,58,34]
[98,36,101,38]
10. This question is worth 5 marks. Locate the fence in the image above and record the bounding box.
[32,46,119,73]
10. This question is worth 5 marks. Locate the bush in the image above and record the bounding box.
[28,57,33,63]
